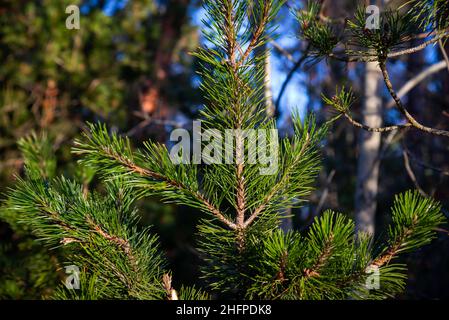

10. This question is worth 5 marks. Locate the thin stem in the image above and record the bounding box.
[438,39,449,74]
[402,150,427,197]
[303,233,334,278]
[370,218,417,268]
[343,112,412,133]
[244,133,311,228]
[328,32,449,63]
[380,62,449,138]
[99,146,238,229]
[237,1,271,67]
[388,32,449,58]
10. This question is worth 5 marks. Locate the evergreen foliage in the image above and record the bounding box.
[0,0,198,298]
[2,0,447,300]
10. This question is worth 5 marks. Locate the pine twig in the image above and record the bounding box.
[96,146,238,230]
[244,132,311,228]
[162,274,179,300]
[303,233,334,278]
[343,112,412,132]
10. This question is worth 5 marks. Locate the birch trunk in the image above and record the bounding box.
[354,61,383,235]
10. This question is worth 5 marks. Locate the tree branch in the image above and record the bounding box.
[402,150,427,197]
[386,61,447,108]
[275,46,310,112]
[343,112,412,132]
[237,2,271,67]
[328,32,449,63]
[244,133,311,228]
[438,39,449,74]
[369,220,417,268]
[303,233,334,278]
[388,32,449,58]
[380,62,449,138]
[99,146,238,230]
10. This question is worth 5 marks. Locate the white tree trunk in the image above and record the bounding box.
[354,61,383,235]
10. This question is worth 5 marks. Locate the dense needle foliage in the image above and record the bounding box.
[2,0,447,300]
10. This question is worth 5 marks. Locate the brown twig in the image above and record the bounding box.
[388,32,449,58]
[87,216,136,265]
[60,237,81,245]
[370,218,416,268]
[275,250,289,282]
[303,233,334,278]
[224,0,237,68]
[162,273,179,300]
[343,112,412,132]
[244,133,311,228]
[380,62,449,138]
[97,147,238,230]
[329,32,449,63]
[237,2,271,67]
[235,131,246,230]
[439,39,449,74]
[402,150,427,197]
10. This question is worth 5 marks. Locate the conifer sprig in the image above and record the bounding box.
[73,123,237,229]
[1,0,447,301]
[6,176,167,299]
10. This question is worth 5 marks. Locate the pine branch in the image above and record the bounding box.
[370,191,445,269]
[303,233,334,278]
[6,176,168,299]
[244,127,312,228]
[73,123,237,230]
[238,0,272,66]
[3,0,447,301]
[342,112,412,132]
[388,32,449,57]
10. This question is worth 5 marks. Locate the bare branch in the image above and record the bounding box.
[404,149,449,177]
[386,61,447,108]
[329,32,449,63]
[402,150,427,197]
[388,32,449,58]
[380,62,449,138]
[270,40,295,62]
[343,112,412,133]
[439,39,449,74]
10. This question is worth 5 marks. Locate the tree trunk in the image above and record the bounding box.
[257,42,275,118]
[354,61,383,235]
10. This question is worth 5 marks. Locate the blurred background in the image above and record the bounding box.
[0,0,448,299]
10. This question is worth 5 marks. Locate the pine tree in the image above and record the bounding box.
[2,0,447,300]
[0,0,199,298]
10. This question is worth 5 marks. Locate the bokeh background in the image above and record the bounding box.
[0,0,448,299]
